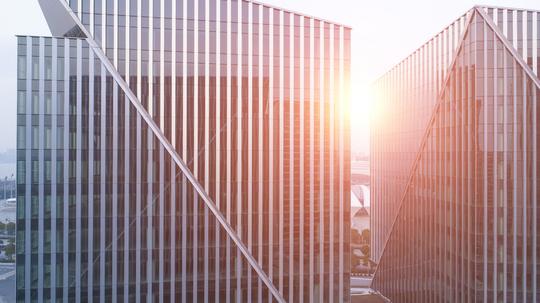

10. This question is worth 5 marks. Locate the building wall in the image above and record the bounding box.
[370,10,471,262]
[16,0,351,302]
[371,6,540,303]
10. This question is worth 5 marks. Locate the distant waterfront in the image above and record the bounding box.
[0,164,14,179]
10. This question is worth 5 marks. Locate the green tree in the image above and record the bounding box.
[361,229,370,244]
[359,244,370,257]
[8,223,15,235]
[4,239,15,261]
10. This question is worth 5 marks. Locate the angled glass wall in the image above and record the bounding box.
[17,0,352,302]
[372,6,540,303]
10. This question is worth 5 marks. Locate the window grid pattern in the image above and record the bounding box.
[371,6,540,303]
[371,10,471,262]
[17,0,351,302]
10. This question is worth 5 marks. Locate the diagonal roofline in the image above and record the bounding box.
[246,0,353,29]
[57,0,353,29]
[476,6,540,87]
[15,34,84,39]
[45,0,287,302]
[374,4,540,84]
[372,8,476,279]
[372,6,474,84]
[477,4,540,14]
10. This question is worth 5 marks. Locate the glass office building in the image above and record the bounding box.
[371,6,540,302]
[16,0,351,302]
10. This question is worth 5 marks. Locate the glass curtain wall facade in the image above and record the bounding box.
[371,6,540,303]
[370,11,471,262]
[16,0,351,302]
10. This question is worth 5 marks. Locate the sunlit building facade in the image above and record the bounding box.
[371,6,540,302]
[16,0,351,302]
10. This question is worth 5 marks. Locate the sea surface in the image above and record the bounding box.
[0,200,15,223]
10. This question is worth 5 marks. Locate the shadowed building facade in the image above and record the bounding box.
[371,6,540,302]
[16,0,351,302]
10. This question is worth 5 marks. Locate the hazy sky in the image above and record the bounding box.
[1,0,539,154]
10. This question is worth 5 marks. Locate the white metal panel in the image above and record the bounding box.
[309,17,315,303]
[226,0,232,301]
[288,12,295,303]
[247,2,254,301]
[236,1,243,301]
[135,1,142,302]
[278,8,284,296]
[51,37,59,303]
[204,0,210,302]
[298,15,305,303]
[75,38,83,303]
[318,21,325,302]
[214,0,222,300]
[38,37,45,303]
[268,6,275,302]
